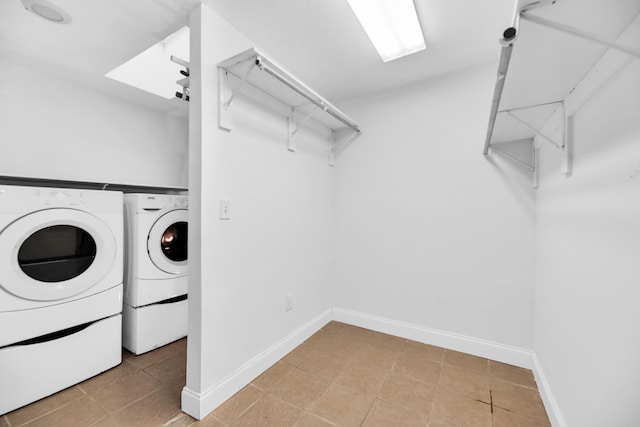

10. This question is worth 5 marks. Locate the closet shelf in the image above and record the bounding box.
[217,48,362,165]
[483,0,640,187]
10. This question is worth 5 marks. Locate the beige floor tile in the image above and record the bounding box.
[493,407,551,427]
[212,384,264,424]
[489,361,537,389]
[162,412,198,427]
[339,324,374,340]
[297,347,350,380]
[319,322,344,336]
[403,340,445,363]
[164,374,187,397]
[252,362,293,392]
[110,387,182,427]
[293,412,336,427]
[89,416,120,427]
[0,416,9,427]
[304,330,335,349]
[438,365,491,403]
[90,370,162,414]
[365,332,407,353]
[22,396,107,427]
[126,339,186,370]
[443,350,490,375]
[393,351,442,384]
[309,383,375,427]
[356,340,402,367]
[491,379,548,422]
[80,360,140,396]
[190,414,228,426]
[232,395,302,427]
[281,343,314,367]
[315,331,367,360]
[378,372,437,417]
[144,351,187,385]
[362,399,427,427]
[270,368,330,410]
[333,353,394,394]
[5,385,85,426]
[429,389,492,427]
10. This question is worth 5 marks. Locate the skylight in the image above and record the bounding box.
[105,26,189,99]
[347,0,426,62]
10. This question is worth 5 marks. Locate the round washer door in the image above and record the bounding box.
[147,209,187,275]
[0,208,116,301]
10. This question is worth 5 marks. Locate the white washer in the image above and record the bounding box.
[0,185,123,415]
[123,193,188,354]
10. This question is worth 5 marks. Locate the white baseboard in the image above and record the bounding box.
[181,308,331,420]
[332,307,533,369]
[532,353,567,427]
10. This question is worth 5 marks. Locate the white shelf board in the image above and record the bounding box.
[489,0,640,148]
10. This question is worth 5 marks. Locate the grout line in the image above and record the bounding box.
[10,386,86,427]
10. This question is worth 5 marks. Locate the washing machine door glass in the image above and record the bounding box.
[161,221,187,262]
[148,209,188,275]
[18,225,97,282]
[0,208,116,301]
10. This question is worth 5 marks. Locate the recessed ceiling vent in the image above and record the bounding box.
[21,0,72,24]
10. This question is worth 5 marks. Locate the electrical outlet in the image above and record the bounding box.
[220,199,231,220]
[285,294,294,312]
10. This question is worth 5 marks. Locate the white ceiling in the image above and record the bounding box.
[0,0,516,110]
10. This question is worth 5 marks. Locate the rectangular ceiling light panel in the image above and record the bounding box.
[347,0,426,62]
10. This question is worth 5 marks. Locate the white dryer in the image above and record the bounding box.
[0,185,123,415]
[123,193,188,354]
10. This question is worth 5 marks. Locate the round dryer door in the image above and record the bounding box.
[0,208,116,301]
[147,209,187,275]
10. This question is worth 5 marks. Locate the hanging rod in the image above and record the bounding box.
[253,53,362,134]
[483,30,516,155]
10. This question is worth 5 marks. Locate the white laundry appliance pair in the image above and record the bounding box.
[122,193,188,355]
[0,185,123,415]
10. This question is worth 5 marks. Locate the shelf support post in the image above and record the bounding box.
[533,146,540,188]
[561,106,573,176]
[287,109,295,152]
[329,131,336,167]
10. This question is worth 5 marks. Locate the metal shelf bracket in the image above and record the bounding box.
[287,105,324,152]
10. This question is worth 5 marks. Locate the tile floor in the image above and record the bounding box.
[1,322,551,427]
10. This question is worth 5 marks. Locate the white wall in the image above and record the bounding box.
[332,64,536,359]
[534,18,640,427]
[184,3,334,418]
[0,57,188,188]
